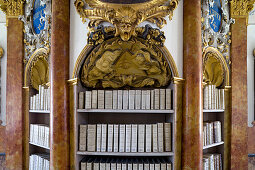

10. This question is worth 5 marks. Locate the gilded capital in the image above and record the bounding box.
[0,47,3,58]
[0,0,24,17]
[230,0,255,18]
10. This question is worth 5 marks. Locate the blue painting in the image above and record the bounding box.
[209,0,222,32]
[33,0,46,34]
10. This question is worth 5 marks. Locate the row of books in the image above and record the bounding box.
[81,157,172,170]
[203,85,225,110]
[78,89,172,110]
[30,124,50,148]
[79,123,172,153]
[203,121,222,146]
[30,85,50,111]
[29,154,49,170]
[203,153,222,170]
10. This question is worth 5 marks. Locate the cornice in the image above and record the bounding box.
[230,0,255,18]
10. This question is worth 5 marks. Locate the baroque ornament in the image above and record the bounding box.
[0,47,3,58]
[0,0,24,17]
[230,0,255,17]
[75,0,179,41]
[19,0,51,62]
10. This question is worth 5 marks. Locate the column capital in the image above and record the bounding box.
[0,47,3,58]
[230,0,255,18]
[0,0,24,17]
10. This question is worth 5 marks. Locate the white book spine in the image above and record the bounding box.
[118,90,123,110]
[138,163,143,170]
[135,90,141,110]
[101,124,107,152]
[154,89,160,109]
[166,163,172,170]
[122,163,127,170]
[78,92,84,109]
[107,124,114,152]
[138,124,145,152]
[119,124,125,152]
[204,86,209,110]
[160,89,166,110]
[105,90,113,109]
[161,163,167,170]
[158,123,164,152]
[96,124,102,152]
[222,89,225,110]
[123,90,129,109]
[131,124,138,152]
[113,90,118,110]
[30,97,33,110]
[40,86,44,110]
[92,90,98,109]
[146,90,150,110]
[141,90,146,110]
[106,163,111,170]
[145,124,152,152]
[128,163,132,170]
[129,90,135,110]
[152,124,158,152]
[166,89,172,110]
[125,124,131,152]
[150,164,155,170]
[87,124,96,151]
[151,90,154,110]
[164,123,172,152]
[208,85,212,110]
[98,90,105,109]
[85,91,92,109]
[113,124,119,152]
[39,85,42,110]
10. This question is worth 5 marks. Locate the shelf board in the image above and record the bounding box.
[29,142,50,150]
[77,109,174,114]
[203,109,224,113]
[29,110,50,114]
[203,141,224,150]
[77,151,174,156]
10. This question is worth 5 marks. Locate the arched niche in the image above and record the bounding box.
[203,47,230,87]
[24,48,50,90]
[72,38,180,88]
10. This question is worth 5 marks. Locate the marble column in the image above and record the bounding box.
[6,18,24,170]
[50,0,70,169]
[230,16,248,170]
[182,0,203,169]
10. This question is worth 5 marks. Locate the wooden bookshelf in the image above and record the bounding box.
[76,151,174,156]
[77,109,174,114]
[203,141,224,150]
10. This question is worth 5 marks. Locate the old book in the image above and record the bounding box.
[117,162,121,170]
[125,124,131,152]
[155,162,160,170]
[85,91,92,109]
[150,163,155,170]
[138,163,143,170]
[44,89,48,110]
[144,159,149,170]
[81,162,86,170]
[98,90,105,109]
[93,162,100,170]
[79,92,85,109]
[129,90,135,110]
[100,161,106,170]
[87,124,96,151]
[36,94,40,110]
[203,124,207,146]
[158,123,164,152]
[127,160,132,170]
[135,90,141,110]
[111,162,117,170]
[30,96,33,110]
[141,90,146,110]
[30,124,34,143]
[151,90,154,110]
[146,90,151,110]
[92,90,98,109]
[164,123,172,152]
[123,90,129,109]
[166,89,172,110]
[121,162,127,170]
[119,124,125,152]
[131,124,138,152]
[221,89,225,109]
[145,124,152,152]
[96,124,102,152]
[166,162,172,170]
[117,90,123,110]
[154,89,160,109]
[47,88,50,110]
[106,161,111,170]
[161,163,167,170]
[79,125,87,151]
[133,161,138,170]
[138,124,145,152]
[107,124,114,152]
[214,121,222,143]
[209,122,214,145]
[40,86,45,110]
[38,85,42,110]
[152,124,158,152]
[208,85,212,110]
[113,124,119,152]
[101,124,107,152]
[160,89,166,110]
[105,90,113,109]
[203,86,209,110]
[113,90,118,110]
[215,88,219,109]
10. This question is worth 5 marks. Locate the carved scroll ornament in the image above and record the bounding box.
[74,0,179,41]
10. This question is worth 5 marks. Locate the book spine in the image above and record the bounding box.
[152,124,158,152]
[125,124,131,152]
[96,124,102,152]
[131,124,138,152]
[141,90,146,110]
[160,89,166,110]
[119,124,125,152]
[154,89,160,110]
[87,124,96,151]
[138,124,145,152]
[85,91,92,109]
[146,90,151,110]
[107,124,114,152]
[123,90,129,110]
[113,124,119,152]
[151,90,154,110]
[118,90,123,110]
[78,92,84,109]
[208,85,212,110]
[79,125,87,151]
[145,124,152,152]
[105,90,113,109]
[101,124,107,152]
[98,90,105,109]
[113,90,118,110]
[135,90,141,110]
[92,90,98,109]
[40,86,44,110]
[129,90,135,110]
[158,123,164,152]
[164,123,172,152]
[166,89,172,110]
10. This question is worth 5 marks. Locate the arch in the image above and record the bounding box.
[24,48,50,90]
[202,47,230,87]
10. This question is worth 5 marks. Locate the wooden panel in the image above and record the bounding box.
[0,126,5,153]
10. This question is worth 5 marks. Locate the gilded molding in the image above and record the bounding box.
[67,78,78,86]
[230,0,255,18]
[0,0,24,17]
[0,47,3,58]
[173,77,184,84]
[74,0,179,41]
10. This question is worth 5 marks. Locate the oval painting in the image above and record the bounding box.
[209,0,222,32]
[33,0,46,34]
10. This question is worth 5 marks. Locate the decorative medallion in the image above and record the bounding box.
[209,0,222,32]
[19,0,51,62]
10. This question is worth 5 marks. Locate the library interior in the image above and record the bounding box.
[0,0,255,169]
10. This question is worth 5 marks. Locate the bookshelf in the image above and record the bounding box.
[23,48,50,170]
[69,38,184,170]
[202,47,231,170]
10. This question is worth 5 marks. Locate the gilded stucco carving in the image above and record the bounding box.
[81,36,171,88]
[0,47,3,58]
[75,0,179,41]
[230,0,255,17]
[0,0,24,16]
